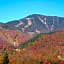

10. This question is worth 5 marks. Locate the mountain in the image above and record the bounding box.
[0,28,32,49]
[1,14,64,63]
[26,31,64,49]
[18,31,64,49]
[6,14,64,36]
[0,22,17,30]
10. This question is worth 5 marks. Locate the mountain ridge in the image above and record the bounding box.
[0,14,64,36]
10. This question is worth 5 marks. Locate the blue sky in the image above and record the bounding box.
[0,0,64,23]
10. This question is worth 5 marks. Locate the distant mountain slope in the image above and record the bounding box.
[0,22,17,30]
[6,14,64,36]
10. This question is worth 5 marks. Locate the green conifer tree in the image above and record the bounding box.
[2,50,9,64]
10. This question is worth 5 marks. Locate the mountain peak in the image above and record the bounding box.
[26,14,46,18]
[0,14,64,36]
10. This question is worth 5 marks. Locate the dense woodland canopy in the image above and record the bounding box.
[0,31,64,64]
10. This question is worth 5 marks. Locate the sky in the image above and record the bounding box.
[0,0,64,23]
